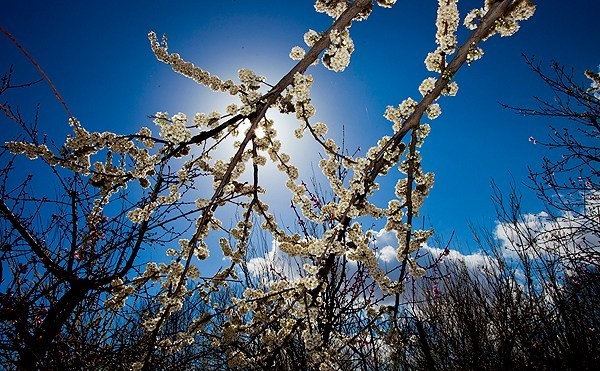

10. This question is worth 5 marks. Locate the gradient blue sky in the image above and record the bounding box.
[1,0,598,246]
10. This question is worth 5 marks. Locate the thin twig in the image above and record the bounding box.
[0,25,75,120]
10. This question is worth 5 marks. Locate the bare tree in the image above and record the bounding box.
[401,235,599,371]
[501,57,600,267]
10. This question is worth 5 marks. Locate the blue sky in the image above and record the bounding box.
[1,0,598,247]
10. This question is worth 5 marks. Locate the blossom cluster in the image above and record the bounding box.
[424,0,460,74]
[314,0,348,19]
[7,118,162,195]
[80,1,541,369]
[193,111,222,128]
[376,0,397,8]
[237,68,264,90]
[435,0,460,55]
[148,31,239,95]
[136,126,155,148]
[303,29,321,47]
[289,45,306,61]
[291,72,317,122]
[585,69,600,97]
[398,229,434,262]
[465,0,536,38]
[5,142,58,164]
[345,223,403,294]
[127,184,180,223]
[153,112,192,143]
[322,28,354,72]
[466,45,485,64]
[384,98,418,132]
[105,278,135,310]
[418,77,437,97]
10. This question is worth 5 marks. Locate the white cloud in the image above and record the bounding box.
[370,229,492,270]
[246,255,270,277]
[493,190,600,265]
[243,225,514,304]
[372,228,398,247]
[377,245,397,263]
[246,239,304,282]
[244,190,598,306]
[420,243,492,270]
